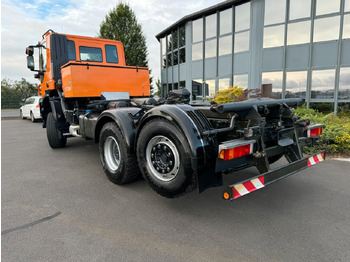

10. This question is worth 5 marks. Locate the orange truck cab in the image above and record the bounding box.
[26,29,150,99]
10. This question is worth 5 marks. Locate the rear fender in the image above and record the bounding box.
[135,104,210,171]
[95,108,140,154]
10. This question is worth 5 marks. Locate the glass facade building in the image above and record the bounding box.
[156,0,350,113]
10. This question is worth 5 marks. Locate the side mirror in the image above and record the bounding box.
[27,56,35,71]
[26,46,34,56]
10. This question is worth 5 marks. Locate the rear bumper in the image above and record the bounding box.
[222,151,325,200]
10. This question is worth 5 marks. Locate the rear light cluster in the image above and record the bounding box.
[36,104,40,108]
[219,140,255,161]
[307,126,323,138]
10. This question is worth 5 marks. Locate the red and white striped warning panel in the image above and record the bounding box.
[232,176,265,199]
[307,152,325,167]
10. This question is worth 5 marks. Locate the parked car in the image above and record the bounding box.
[20,96,42,122]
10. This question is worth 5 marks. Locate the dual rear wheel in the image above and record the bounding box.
[99,119,196,198]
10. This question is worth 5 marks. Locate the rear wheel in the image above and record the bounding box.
[46,112,67,148]
[99,122,140,184]
[30,111,35,122]
[137,118,196,198]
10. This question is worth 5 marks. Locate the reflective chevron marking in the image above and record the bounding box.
[307,152,324,167]
[232,176,265,199]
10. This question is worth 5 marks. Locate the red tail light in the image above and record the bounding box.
[36,104,40,108]
[307,127,322,137]
[219,140,255,161]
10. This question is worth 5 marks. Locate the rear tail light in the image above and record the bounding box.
[36,104,40,108]
[219,140,255,161]
[307,126,323,137]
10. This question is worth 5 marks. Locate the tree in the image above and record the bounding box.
[1,78,37,109]
[154,78,161,96]
[99,3,150,69]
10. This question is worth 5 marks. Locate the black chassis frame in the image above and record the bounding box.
[74,98,321,193]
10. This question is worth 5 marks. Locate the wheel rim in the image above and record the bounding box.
[146,135,180,182]
[104,136,121,171]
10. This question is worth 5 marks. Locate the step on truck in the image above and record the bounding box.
[25,30,325,200]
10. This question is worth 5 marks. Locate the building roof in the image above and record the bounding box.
[155,0,248,41]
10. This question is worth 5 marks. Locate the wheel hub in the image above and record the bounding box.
[151,144,175,173]
[146,135,180,182]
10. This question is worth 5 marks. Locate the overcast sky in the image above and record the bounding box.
[1,0,219,84]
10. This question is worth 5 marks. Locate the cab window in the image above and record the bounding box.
[105,45,119,63]
[67,41,76,60]
[79,46,103,62]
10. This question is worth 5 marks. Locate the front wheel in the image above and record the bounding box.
[20,110,25,119]
[137,118,196,198]
[46,112,67,148]
[99,122,140,184]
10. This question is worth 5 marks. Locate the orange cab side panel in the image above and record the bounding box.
[61,64,150,98]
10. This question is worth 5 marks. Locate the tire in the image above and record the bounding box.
[20,110,26,119]
[30,111,35,122]
[46,112,67,148]
[137,118,196,198]
[99,122,140,184]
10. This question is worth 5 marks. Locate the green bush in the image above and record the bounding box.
[294,105,350,157]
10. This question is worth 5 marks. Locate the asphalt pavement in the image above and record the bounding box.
[2,119,350,262]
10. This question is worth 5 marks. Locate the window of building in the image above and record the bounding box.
[168,83,173,92]
[205,39,216,58]
[206,13,217,39]
[79,46,102,62]
[192,79,203,100]
[311,69,335,99]
[344,14,350,39]
[264,25,285,48]
[167,34,172,53]
[262,71,283,98]
[167,53,172,66]
[173,50,178,66]
[220,8,232,35]
[235,31,249,53]
[180,26,186,46]
[235,2,250,32]
[219,35,232,56]
[179,81,186,88]
[316,0,340,16]
[192,42,203,60]
[264,0,286,26]
[233,74,248,89]
[174,82,179,90]
[286,71,307,99]
[289,0,311,21]
[161,37,166,56]
[173,29,178,50]
[338,67,350,100]
[161,37,166,69]
[346,0,350,12]
[313,16,340,42]
[180,48,186,63]
[219,78,230,91]
[287,21,311,45]
[67,41,76,60]
[206,79,216,97]
[162,56,166,69]
[193,18,203,43]
[105,45,118,63]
